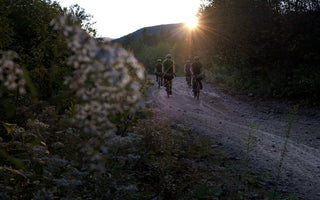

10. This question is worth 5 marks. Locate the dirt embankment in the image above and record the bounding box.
[147,76,320,200]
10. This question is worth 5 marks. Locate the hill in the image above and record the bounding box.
[111,23,187,44]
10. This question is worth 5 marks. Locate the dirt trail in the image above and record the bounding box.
[147,76,320,200]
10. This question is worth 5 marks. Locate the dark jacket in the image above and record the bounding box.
[184,63,191,75]
[155,63,162,73]
[191,61,202,75]
[162,59,174,73]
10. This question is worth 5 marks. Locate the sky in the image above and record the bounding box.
[56,0,204,39]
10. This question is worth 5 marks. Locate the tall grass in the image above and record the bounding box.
[271,105,299,199]
[242,122,258,178]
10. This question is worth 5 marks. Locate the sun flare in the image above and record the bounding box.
[185,16,198,29]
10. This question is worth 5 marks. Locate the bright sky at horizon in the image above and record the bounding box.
[56,0,204,39]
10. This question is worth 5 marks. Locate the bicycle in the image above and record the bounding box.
[193,79,200,100]
[164,73,174,98]
[185,74,192,88]
[156,72,163,89]
[193,75,203,100]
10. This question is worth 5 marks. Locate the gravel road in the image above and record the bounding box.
[147,76,320,200]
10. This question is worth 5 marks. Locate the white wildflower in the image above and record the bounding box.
[0,50,26,95]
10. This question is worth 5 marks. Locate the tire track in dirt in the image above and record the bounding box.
[147,76,320,200]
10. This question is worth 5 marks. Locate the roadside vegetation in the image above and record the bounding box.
[0,0,317,199]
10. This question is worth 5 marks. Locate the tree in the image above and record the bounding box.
[0,0,14,49]
[197,0,320,100]
[66,4,97,37]
[0,0,99,100]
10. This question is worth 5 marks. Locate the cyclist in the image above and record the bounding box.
[184,59,192,87]
[162,54,175,95]
[191,56,203,93]
[154,58,163,86]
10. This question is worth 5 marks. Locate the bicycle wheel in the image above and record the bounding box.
[193,80,197,98]
[193,80,200,100]
[158,77,161,88]
[187,76,191,88]
[164,78,170,98]
[196,82,200,100]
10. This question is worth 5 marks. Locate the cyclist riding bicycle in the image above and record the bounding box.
[154,58,163,86]
[184,59,192,87]
[191,56,203,93]
[162,54,175,95]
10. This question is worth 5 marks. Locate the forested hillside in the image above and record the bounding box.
[118,0,320,103]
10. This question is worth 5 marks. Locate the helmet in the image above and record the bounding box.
[157,59,162,62]
[166,54,172,59]
[194,56,200,60]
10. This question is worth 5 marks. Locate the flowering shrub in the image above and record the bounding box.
[50,15,145,173]
[0,50,26,96]
[0,50,27,130]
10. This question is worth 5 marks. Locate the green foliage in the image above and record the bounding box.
[119,27,192,75]
[0,0,99,125]
[0,0,13,49]
[0,0,66,102]
[1,121,17,135]
[124,38,176,74]
[0,0,97,103]
[198,0,320,102]
[66,4,97,37]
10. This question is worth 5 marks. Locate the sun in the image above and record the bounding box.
[185,16,198,30]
